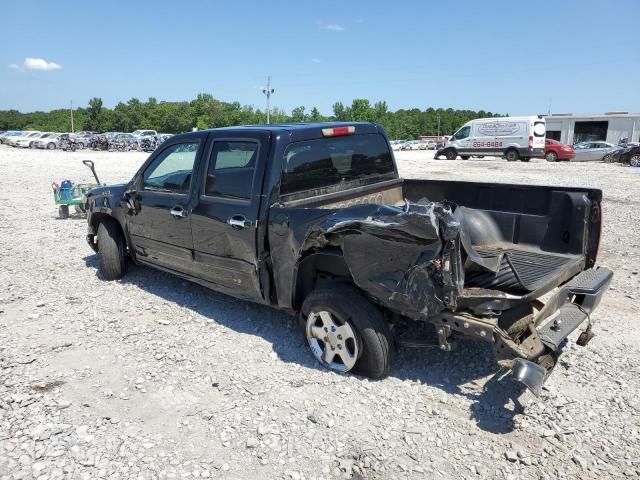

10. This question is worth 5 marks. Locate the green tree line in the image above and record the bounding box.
[0,94,502,140]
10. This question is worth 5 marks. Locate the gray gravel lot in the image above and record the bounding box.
[1,146,639,480]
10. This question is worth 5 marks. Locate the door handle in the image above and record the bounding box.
[228,215,250,228]
[170,206,188,218]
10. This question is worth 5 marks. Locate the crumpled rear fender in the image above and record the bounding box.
[297,201,464,319]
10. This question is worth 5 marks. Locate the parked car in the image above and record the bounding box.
[605,143,640,163]
[110,133,140,151]
[0,131,24,144]
[609,144,640,166]
[58,133,83,151]
[435,116,546,161]
[6,131,42,147]
[402,141,422,151]
[85,122,612,395]
[132,129,158,138]
[573,141,617,162]
[33,133,61,149]
[391,140,407,151]
[544,139,575,162]
[72,132,95,148]
[15,132,51,148]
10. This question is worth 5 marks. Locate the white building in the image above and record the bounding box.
[545,112,640,145]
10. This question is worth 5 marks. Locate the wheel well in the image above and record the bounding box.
[91,214,127,247]
[293,249,354,310]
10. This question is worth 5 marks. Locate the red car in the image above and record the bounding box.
[544,139,575,162]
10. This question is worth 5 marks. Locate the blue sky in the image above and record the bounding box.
[1,0,639,116]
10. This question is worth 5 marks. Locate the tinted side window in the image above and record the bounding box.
[204,141,258,199]
[143,142,200,194]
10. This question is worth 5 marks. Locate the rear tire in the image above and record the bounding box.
[47,143,55,150]
[301,285,392,379]
[505,149,519,162]
[630,155,640,167]
[97,219,126,280]
[58,205,69,219]
[445,149,457,160]
[460,155,470,160]
[545,151,558,162]
[521,157,530,162]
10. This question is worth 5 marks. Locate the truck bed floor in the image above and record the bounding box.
[464,246,584,294]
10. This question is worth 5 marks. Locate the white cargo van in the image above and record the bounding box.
[435,116,546,162]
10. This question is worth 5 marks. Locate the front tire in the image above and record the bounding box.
[97,219,126,280]
[545,151,558,162]
[47,143,56,150]
[445,149,457,160]
[630,155,640,168]
[301,286,392,379]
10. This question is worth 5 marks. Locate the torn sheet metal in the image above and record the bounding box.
[299,200,466,320]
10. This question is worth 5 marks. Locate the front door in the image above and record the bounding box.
[127,138,204,273]
[452,125,472,154]
[190,133,270,302]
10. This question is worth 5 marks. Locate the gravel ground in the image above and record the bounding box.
[1,145,639,480]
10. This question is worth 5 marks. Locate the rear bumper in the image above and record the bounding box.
[506,267,613,394]
[518,147,544,158]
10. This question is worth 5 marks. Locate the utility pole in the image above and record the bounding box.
[70,100,75,133]
[262,76,275,124]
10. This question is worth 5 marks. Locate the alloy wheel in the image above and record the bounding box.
[306,310,359,373]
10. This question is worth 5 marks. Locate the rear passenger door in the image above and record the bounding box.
[190,133,271,302]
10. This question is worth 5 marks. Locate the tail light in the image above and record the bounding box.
[322,126,355,137]
[528,136,533,149]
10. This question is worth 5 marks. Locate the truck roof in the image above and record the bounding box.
[170,122,384,143]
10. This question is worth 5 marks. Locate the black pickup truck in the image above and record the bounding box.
[85,122,612,394]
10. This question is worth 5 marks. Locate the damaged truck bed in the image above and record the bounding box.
[85,122,612,394]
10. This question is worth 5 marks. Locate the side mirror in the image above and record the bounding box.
[123,185,140,215]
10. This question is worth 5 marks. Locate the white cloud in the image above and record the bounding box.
[8,57,62,71]
[317,20,346,32]
[311,58,321,63]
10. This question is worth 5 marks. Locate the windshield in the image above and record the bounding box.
[281,134,395,197]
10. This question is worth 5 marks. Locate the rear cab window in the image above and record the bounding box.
[280,134,395,198]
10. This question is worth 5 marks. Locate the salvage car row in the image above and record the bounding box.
[0,130,172,152]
